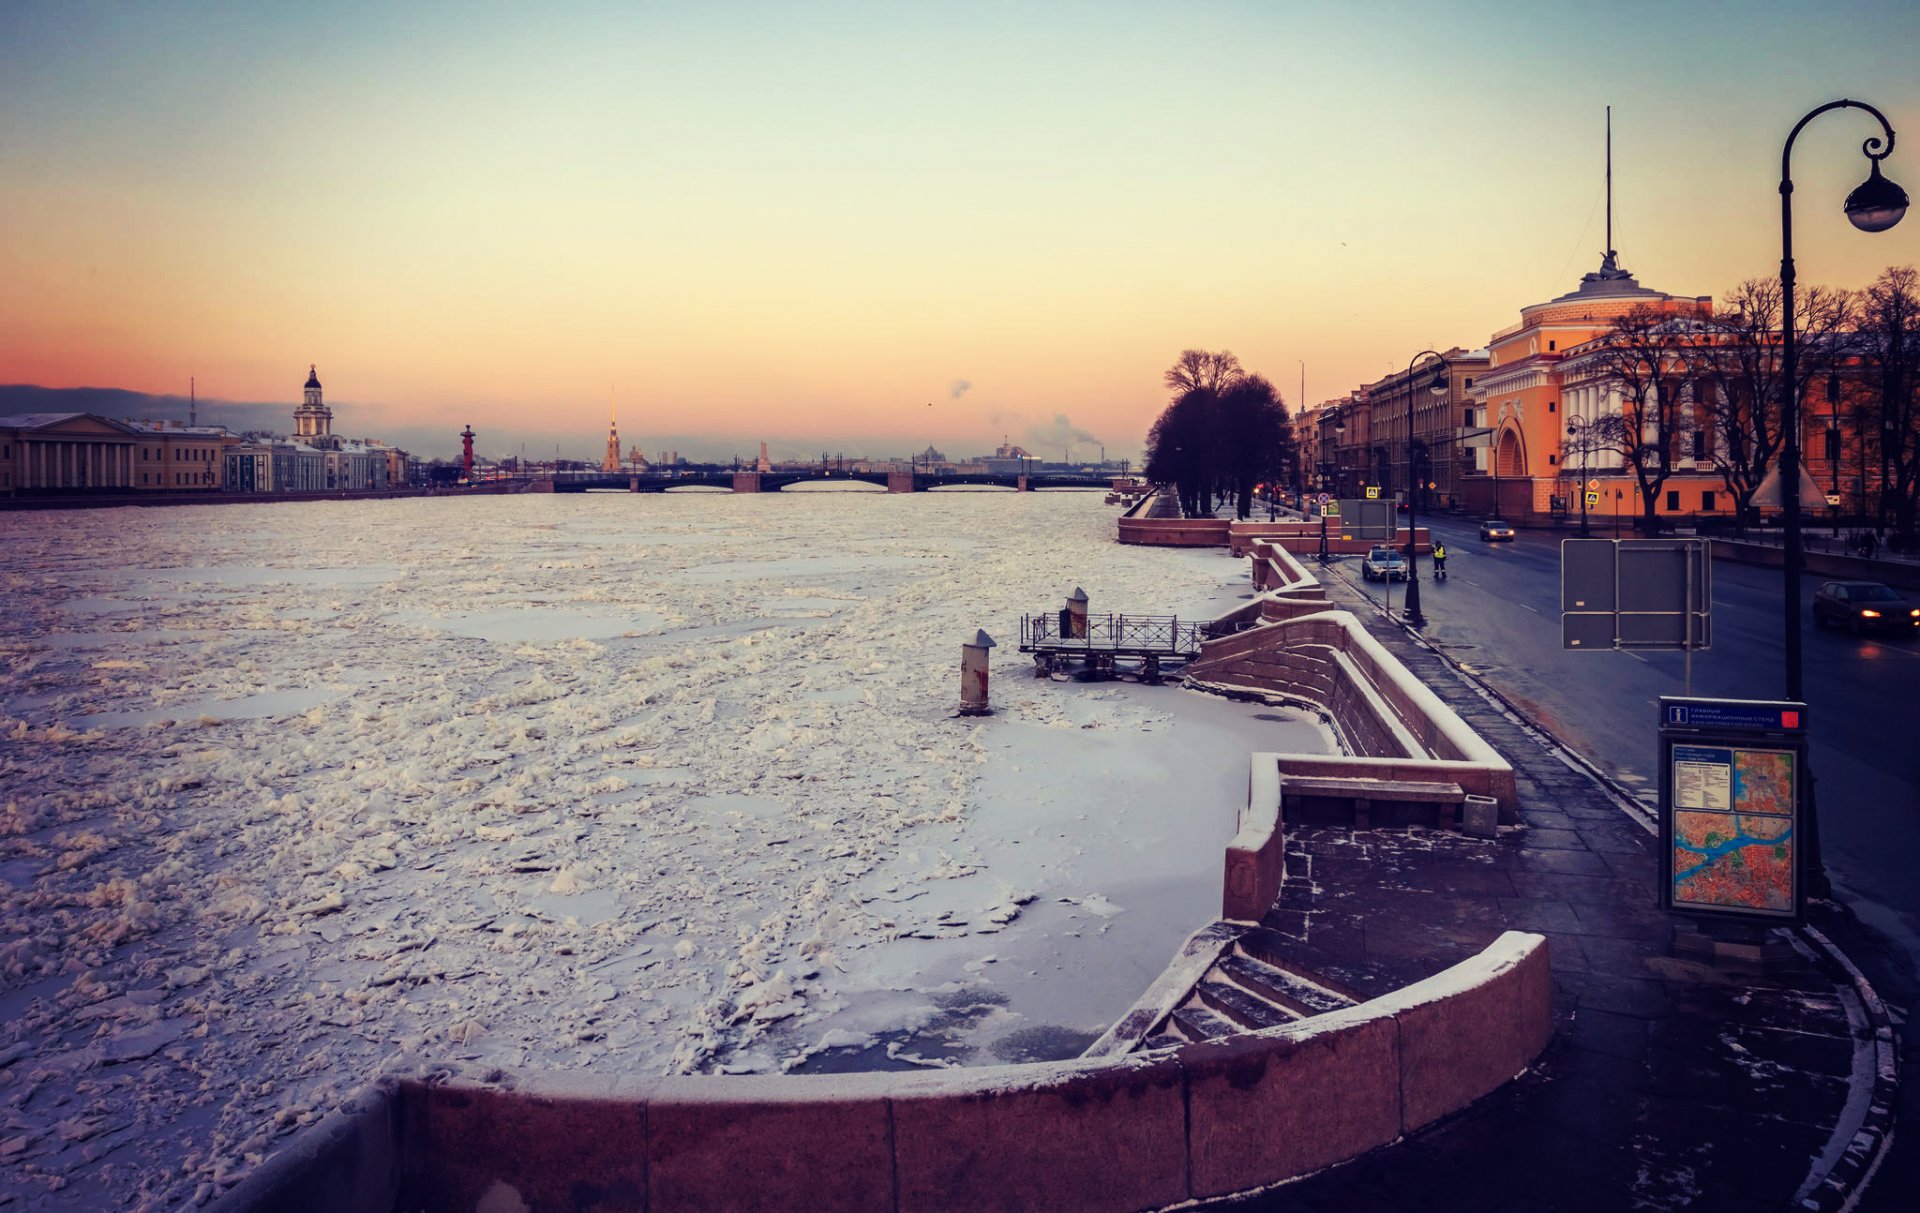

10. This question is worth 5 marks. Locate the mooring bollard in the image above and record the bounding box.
[959,629,996,715]
[1065,587,1089,639]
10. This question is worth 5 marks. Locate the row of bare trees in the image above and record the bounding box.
[1143,350,1298,519]
[1579,267,1920,537]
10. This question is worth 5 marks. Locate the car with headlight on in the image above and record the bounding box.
[1479,518,1516,541]
[1361,546,1407,581]
[1812,580,1920,635]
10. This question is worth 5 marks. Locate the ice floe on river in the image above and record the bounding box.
[0,489,1328,1209]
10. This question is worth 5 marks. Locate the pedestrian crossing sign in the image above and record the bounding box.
[1365,486,1380,499]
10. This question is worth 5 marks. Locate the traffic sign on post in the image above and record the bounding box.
[1562,539,1712,651]
[1365,486,1380,499]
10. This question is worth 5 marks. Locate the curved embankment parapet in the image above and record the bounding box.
[209,933,1549,1213]
[1190,538,1517,821]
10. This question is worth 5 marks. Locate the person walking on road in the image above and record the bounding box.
[1432,541,1448,579]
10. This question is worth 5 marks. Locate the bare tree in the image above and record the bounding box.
[1144,389,1220,518]
[1859,266,1920,539]
[1146,355,1296,518]
[1215,375,1295,519]
[1695,278,1856,527]
[1586,305,1704,534]
[1163,349,1246,397]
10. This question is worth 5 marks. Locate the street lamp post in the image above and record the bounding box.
[1319,406,1347,564]
[1777,99,1907,902]
[1569,417,1592,537]
[1779,100,1907,702]
[1826,370,1843,539]
[1402,351,1450,628]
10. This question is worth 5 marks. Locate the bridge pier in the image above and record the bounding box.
[887,471,916,494]
[732,472,762,493]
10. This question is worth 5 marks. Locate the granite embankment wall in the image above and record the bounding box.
[210,933,1550,1213]
[1192,539,1516,817]
[1113,493,1428,554]
[0,484,520,512]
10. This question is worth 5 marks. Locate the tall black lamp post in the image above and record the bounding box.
[1826,370,1843,538]
[1401,352,1450,628]
[1779,100,1906,702]
[1779,99,1907,901]
[1319,406,1347,564]
[1568,417,1592,537]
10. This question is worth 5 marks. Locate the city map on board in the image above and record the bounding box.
[1670,745,1796,915]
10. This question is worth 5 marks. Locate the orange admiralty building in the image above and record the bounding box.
[1467,249,1719,523]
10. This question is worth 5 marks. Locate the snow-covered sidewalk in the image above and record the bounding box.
[0,490,1325,1209]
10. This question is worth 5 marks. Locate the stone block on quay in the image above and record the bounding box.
[890,1057,1187,1213]
[646,1074,896,1213]
[1462,794,1499,839]
[1181,1008,1401,1199]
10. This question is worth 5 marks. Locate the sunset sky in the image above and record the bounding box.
[5,1,1920,460]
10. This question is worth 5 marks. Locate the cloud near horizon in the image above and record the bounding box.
[1024,413,1103,457]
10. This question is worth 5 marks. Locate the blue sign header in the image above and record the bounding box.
[1660,697,1806,733]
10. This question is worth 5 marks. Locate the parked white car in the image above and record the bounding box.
[1361,546,1407,581]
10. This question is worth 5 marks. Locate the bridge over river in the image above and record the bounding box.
[538,469,1119,493]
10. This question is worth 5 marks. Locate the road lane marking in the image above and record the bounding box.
[1519,603,1540,614]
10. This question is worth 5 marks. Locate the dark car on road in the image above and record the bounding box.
[1812,580,1920,634]
[1479,518,1516,541]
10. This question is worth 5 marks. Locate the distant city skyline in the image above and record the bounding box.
[5,1,1920,459]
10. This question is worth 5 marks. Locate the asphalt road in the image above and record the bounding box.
[1342,515,1920,952]
[1332,514,1920,1209]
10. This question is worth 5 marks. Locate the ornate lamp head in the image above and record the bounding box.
[1845,157,1908,233]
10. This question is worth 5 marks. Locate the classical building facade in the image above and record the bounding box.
[1465,252,1714,519]
[126,420,238,490]
[294,365,333,444]
[0,413,141,493]
[1358,348,1491,511]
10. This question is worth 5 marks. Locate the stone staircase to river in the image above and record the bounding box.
[1083,923,1363,1057]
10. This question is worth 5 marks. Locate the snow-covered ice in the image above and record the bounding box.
[0,489,1328,1209]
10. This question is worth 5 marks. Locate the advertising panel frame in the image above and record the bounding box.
[1657,696,1808,926]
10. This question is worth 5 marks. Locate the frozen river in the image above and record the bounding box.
[0,488,1329,1209]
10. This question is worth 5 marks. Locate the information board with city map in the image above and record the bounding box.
[1669,744,1796,914]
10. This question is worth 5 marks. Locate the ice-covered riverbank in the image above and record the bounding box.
[0,490,1327,1209]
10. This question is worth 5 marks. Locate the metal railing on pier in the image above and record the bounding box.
[1018,612,1207,658]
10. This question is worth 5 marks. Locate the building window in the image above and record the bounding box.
[1463,379,1473,389]
[1548,401,1556,412]
[1548,341,1556,352]
[1692,431,1706,460]
[1703,491,1716,511]
[1666,490,1680,511]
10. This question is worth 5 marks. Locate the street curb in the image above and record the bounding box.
[1793,924,1902,1213]
[1319,556,1902,1212]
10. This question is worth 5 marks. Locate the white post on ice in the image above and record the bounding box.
[959,629,996,716]
[1066,587,1089,639]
